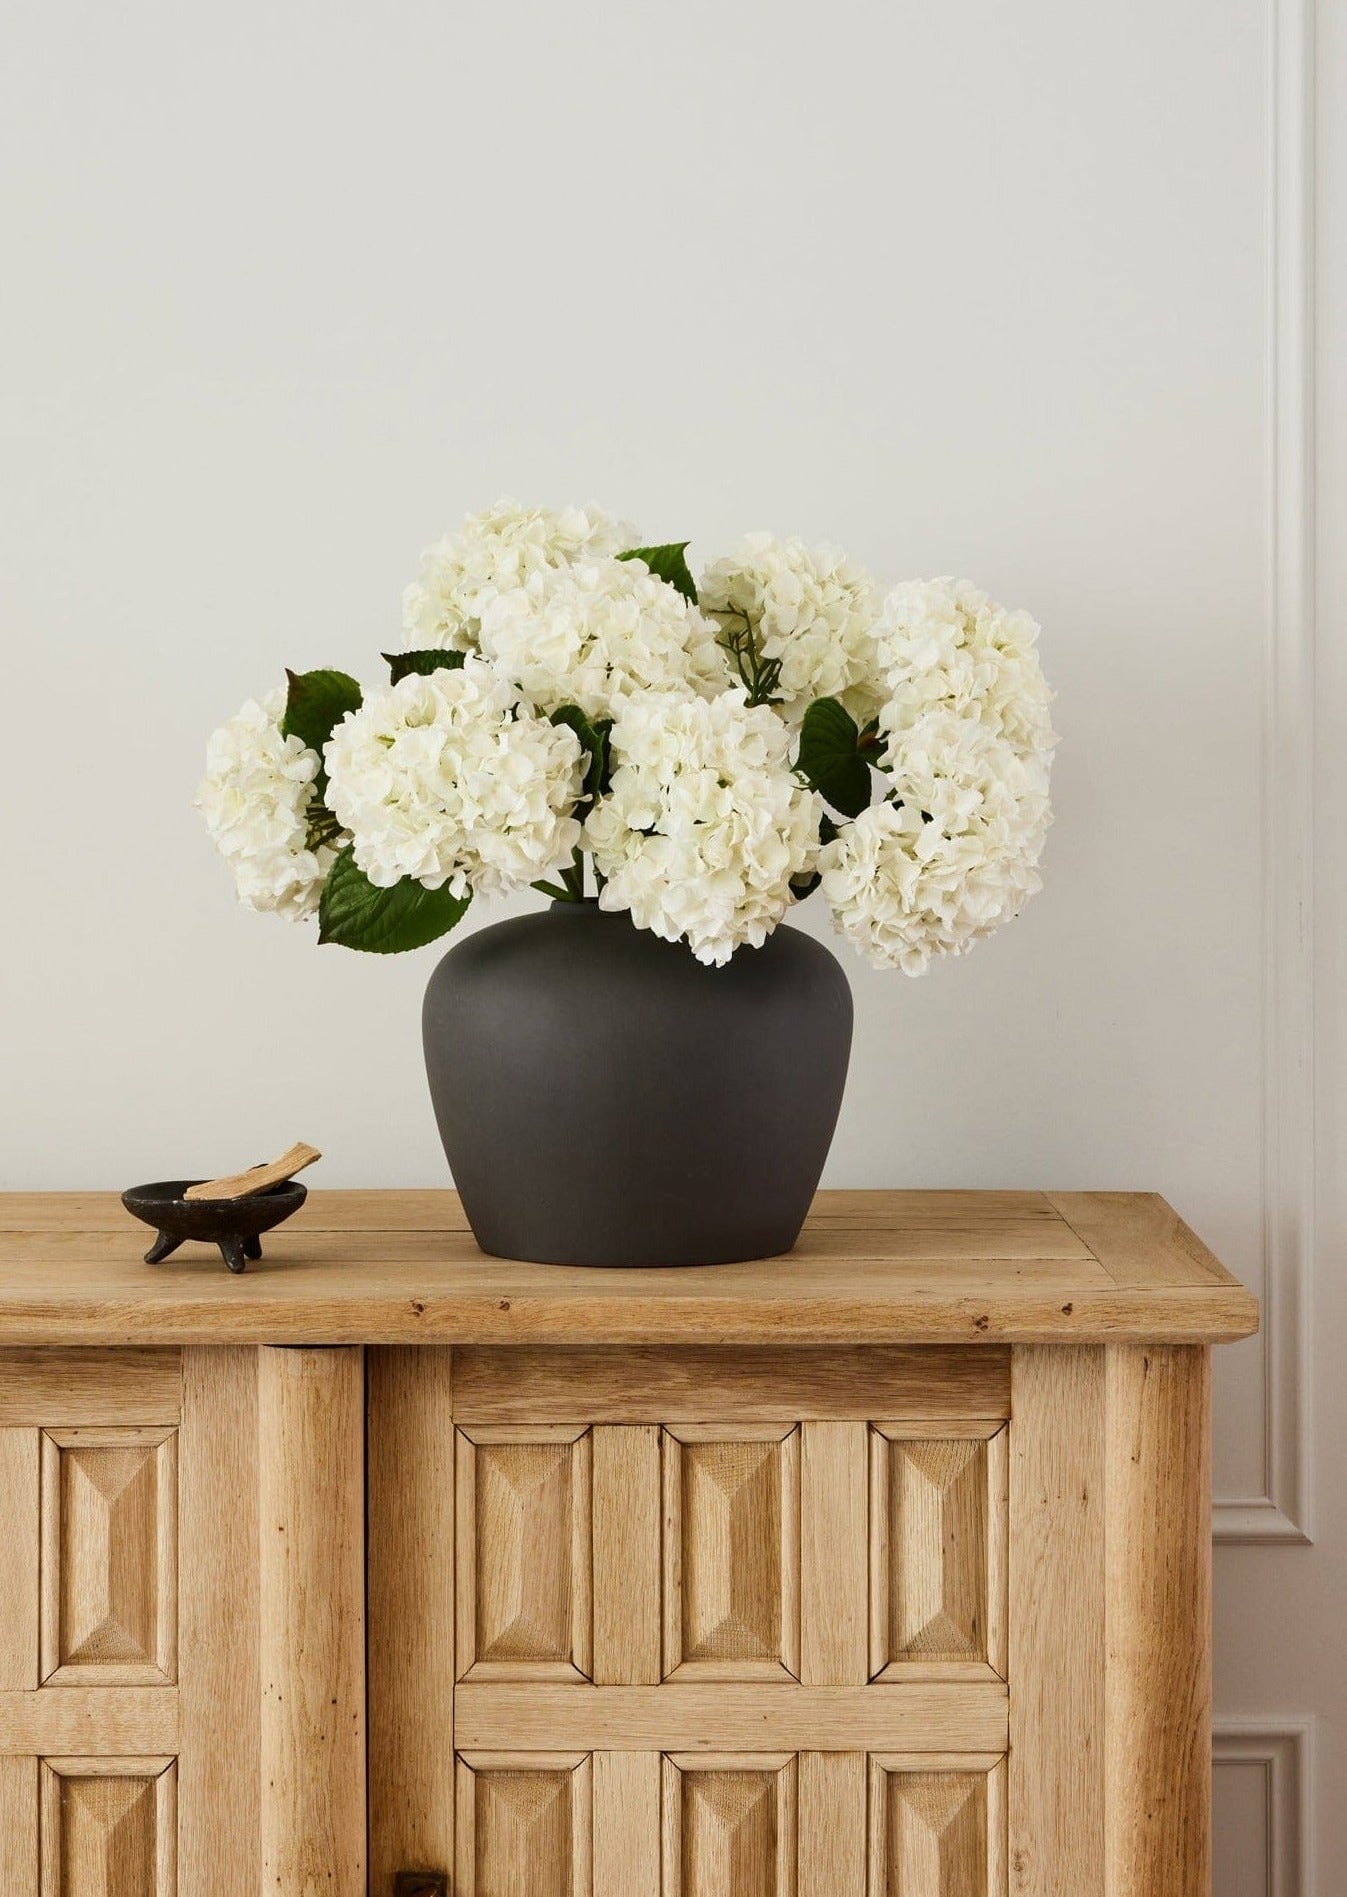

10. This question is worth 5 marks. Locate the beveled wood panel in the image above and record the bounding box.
[0,1350,261,1892]
[0,1193,1258,1345]
[452,1346,1010,1424]
[664,1427,799,1682]
[457,1428,592,1683]
[39,1756,176,1897]
[454,1684,1009,1754]
[40,1427,177,1687]
[663,1753,796,1897]
[869,1754,1005,1897]
[455,1753,591,1897]
[870,1425,1007,1683]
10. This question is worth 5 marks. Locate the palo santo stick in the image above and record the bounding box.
[183,1142,322,1202]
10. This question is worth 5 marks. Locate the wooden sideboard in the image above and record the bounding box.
[0,1189,1257,1897]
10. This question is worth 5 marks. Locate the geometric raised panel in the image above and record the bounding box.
[456,1428,593,1682]
[662,1752,796,1897]
[869,1425,1006,1682]
[454,1752,591,1897]
[39,1757,176,1897]
[868,1755,1005,1897]
[40,1429,177,1687]
[663,1427,800,1681]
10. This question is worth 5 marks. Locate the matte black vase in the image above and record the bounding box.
[423,902,853,1267]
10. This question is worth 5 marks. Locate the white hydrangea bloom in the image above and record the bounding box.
[196,690,335,920]
[324,659,585,899]
[872,576,1056,766]
[478,556,728,722]
[584,689,823,966]
[698,532,879,720]
[820,710,1052,974]
[403,498,640,653]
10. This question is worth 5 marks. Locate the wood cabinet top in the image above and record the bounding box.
[0,1190,1257,1348]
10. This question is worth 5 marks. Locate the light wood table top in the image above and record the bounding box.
[0,1189,1258,1347]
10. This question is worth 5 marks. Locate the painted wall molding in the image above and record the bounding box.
[1213,1717,1314,1897]
[1213,0,1317,1546]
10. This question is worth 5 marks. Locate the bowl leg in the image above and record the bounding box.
[144,1231,183,1265]
[219,1237,248,1273]
[244,1235,263,1261]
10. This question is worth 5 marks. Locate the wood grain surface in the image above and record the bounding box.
[179,1347,261,1897]
[0,1191,1257,1345]
[258,1347,366,1897]
[453,1682,1009,1753]
[1104,1344,1212,1897]
[366,1347,456,1897]
[1008,1346,1107,1895]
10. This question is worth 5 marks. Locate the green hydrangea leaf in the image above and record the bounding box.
[317,846,472,954]
[616,542,697,603]
[383,649,467,684]
[281,668,362,802]
[795,697,874,819]
[281,668,362,755]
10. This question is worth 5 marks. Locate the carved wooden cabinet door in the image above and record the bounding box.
[368,1345,1012,1897]
[0,1346,265,1897]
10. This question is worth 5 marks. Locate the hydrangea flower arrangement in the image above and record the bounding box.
[198,500,1056,971]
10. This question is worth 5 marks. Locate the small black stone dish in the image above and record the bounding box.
[120,1179,307,1273]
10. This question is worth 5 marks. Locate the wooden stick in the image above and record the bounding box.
[183,1144,322,1202]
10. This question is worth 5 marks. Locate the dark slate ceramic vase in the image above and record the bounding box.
[423,901,853,1267]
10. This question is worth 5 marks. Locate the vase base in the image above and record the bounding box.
[463,1224,803,1271]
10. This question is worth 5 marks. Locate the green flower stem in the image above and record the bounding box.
[715,608,784,708]
[305,806,346,853]
[533,848,593,903]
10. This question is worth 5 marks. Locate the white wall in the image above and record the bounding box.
[0,1,1336,1886]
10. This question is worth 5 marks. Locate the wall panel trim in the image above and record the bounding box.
[1213,1717,1314,1897]
[1215,0,1317,1546]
